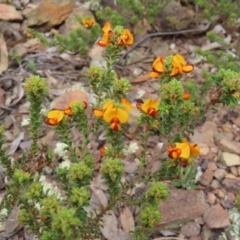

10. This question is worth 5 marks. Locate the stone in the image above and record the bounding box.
[203,204,230,229]
[222,178,240,194]
[218,138,240,155]
[222,152,240,166]
[194,217,204,225]
[207,161,217,171]
[201,121,218,143]
[200,169,214,186]
[218,190,225,199]
[207,192,216,205]
[213,169,227,181]
[181,221,201,237]
[227,192,235,204]
[189,237,202,240]
[189,129,205,144]
[225,173,236,179]
[201,225,212,240]
[157,187,208,230]
[0,3,23,21]
[25,1,75,31]
[230,166,238,176]
[200,145,211,157]
[211,179,221,189]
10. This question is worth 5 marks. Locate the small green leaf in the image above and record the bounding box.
[171,179,182,188]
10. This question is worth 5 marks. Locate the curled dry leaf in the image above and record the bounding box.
[5,82,25,107]
[0,34,8,75]
[7,132,24,155]
[101,211,128,240]
[0,87,5,105]
[119,205,135,234]
[51,89,88,110]
[90,183,108,208]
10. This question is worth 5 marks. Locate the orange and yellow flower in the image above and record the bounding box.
[118,29,134,47]
[64,100,87,117]
[45,110,65,126]
[82,18,95,28]
[46,100,87,126]
[150,57,164,79]
[168,138,200,160]
[170,54,194,77]
[93,98,131,130]
[93,100,114,117]
[98,22,112,47]
[103,107,129,131]
[137,99,160,117]
[183,92,191,100]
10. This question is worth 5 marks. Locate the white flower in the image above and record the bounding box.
[54,142,69,161]
[58,160,71,170]
[0,208,8,218]
[136,89,146,99]
[39,175,62,200]
[21,118,30,126]
[123,142,139,155]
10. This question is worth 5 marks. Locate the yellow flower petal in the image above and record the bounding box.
[103,100,114,110]
[174,54,186,65]
[120,29,134,46]
[45,110,64,125]
[93,109,104,117]
[150,71,160,79]
[121,98,132,112]
[175,142,191,159]
[182,64,194,73]
[102,22,112,33]
[141,99,159,113]
[152,57,164,73]
[103,108,129,124]
[190,144,200,156]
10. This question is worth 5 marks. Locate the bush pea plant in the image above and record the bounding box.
[1,22,240,240]
[28,17,101,54]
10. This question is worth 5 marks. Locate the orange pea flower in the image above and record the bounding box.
[103,107,129,131]
[93,100,114,118]
[82,18,95,28]
[150,57,164,79]
[118,29,134,47]
[93,98,131,118]
[170,54,194,77]
[64,100,87,117]
[137,99,160,117]
[168,138,200,160]
[45,110,64,126]
[121,98,132,112]
[100,147,106,155]
[183,92,191,100]
[98,22,112,47]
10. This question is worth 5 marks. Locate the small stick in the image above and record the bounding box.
[118,23,211,64]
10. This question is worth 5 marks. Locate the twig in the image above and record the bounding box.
[118,23,211,64]
[153,237,186,240]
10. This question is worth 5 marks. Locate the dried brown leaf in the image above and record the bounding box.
[90,183,108,208]
[8,132,24,155]
[119,206,135,234]
[0,87,5,105]
[51,89,88,110]
[0,34,8,74]
[131,73,151,83]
